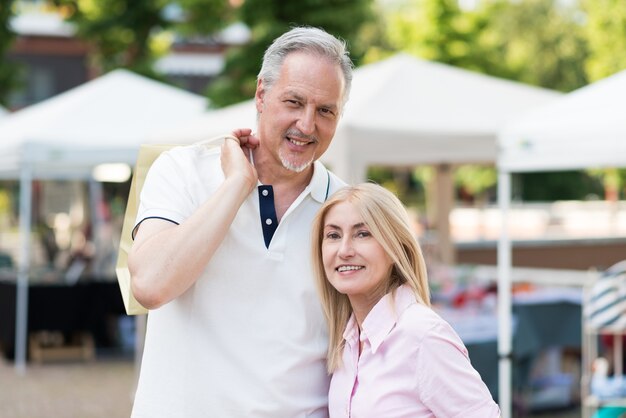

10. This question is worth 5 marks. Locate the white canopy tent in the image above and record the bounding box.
[0,69,207,179]
[153,53,560,263]
[155,53,561,179]
[0,69,208,372]
[496,69,626,418]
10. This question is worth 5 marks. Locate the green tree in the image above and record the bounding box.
[383,0,588,92]
[386,0,495,71]
[516,170,604,201]
[580,1,626,202]
[53,0,231,78]
[583,0,626,81]
[454,165,497,204]
[586,168,626,201]
[0,0,22,107]
[206,0,375,107]
[478,0,589,92]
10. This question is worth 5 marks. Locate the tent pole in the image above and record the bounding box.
[15,162,33,374]
[435,164,456,265]
[497,171,512,418]
[88,178,106,278]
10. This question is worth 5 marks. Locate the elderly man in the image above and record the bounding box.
[128,27,353,417]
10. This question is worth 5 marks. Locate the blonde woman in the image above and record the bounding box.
[312,183,500,418]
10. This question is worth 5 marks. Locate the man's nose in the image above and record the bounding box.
[296,107,316,135]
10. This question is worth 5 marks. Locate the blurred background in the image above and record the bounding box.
[1,0,625,417]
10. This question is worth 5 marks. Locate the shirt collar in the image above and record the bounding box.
[308,161,330,203]
[359,284,417,354]
[256,161,329,202]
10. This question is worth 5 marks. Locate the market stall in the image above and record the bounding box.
[497,69,626,418]
[0,69,208,372]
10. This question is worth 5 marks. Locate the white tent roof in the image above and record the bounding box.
[0,105,7,119]
[0,69,207,179]
[495,69,626,418]
[152,53,560,181]
[498,69,626,173]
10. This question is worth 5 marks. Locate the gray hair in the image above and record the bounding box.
[258,26,353,107]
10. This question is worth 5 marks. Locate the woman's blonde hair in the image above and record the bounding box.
[311,183,430,373]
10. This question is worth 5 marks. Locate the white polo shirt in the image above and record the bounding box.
[131,143,345,418]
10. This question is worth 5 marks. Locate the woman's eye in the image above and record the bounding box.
[325,232,340,240]
[356,231,371,238]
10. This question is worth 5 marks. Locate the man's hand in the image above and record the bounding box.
[229,128,260,151]
[221,128,259,194]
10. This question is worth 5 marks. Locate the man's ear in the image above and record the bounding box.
[255,78,265,114]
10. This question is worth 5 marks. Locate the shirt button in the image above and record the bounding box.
[262,189,269,196]
[265,218,273,225]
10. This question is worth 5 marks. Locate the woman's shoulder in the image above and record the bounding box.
[400,303,447,333]
[396,298,459,346]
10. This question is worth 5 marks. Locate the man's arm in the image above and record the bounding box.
[128,130,258,309]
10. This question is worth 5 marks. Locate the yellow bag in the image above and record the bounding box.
[115,136,237,315]
[115,144,176,315]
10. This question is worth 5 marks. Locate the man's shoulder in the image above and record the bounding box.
[162,141,221,162]
[153,141,221,173]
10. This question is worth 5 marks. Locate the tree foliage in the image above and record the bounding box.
[206,0,376,107]
[583,0,626,81]
[516,170,604,201]
[0,0,21,107]
[454,165,496,200]
[52,0,232,77]
[387,0,497,72]
[479,0,589,92]
[385,0,589,93]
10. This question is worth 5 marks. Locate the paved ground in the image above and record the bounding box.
[0,355,135,418]
[0,354,584,418]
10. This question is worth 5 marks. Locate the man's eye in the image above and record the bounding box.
[286,100,301,106]
[320,108,335,117]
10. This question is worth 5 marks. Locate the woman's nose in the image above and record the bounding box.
[338,238,355,258]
